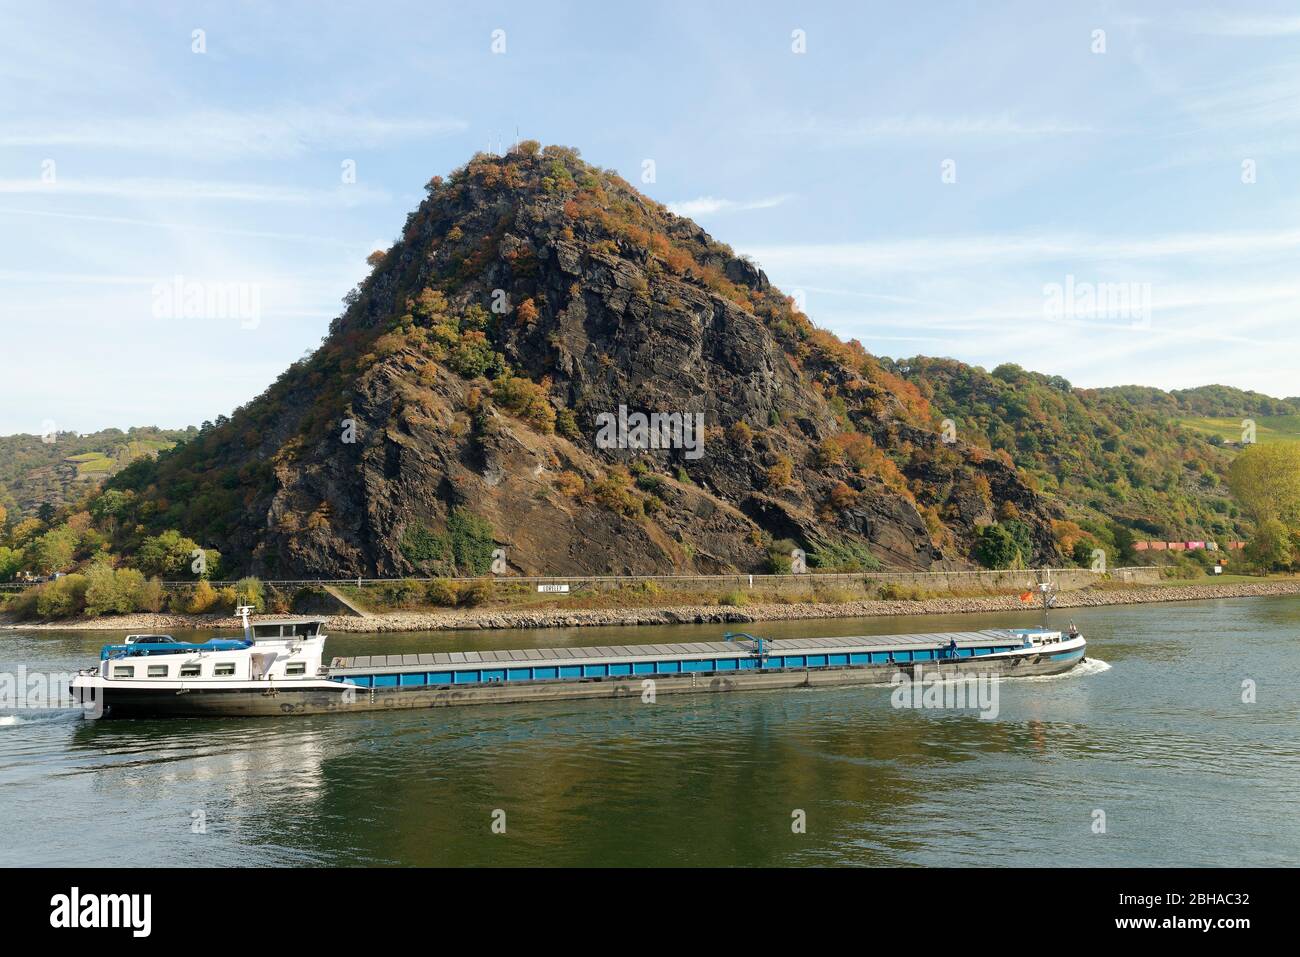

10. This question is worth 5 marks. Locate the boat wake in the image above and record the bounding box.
[0,711,85,728]
[1011,657,1111,682]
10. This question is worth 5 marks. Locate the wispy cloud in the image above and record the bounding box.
[1174,64,1300,134]
[747,223,1300,396]
[0,108,467,160]
[0,177,388,205]
[779,113,1094,147]
[0,206,365,246]
[666,194,793,217]
[746,228,1300,275]
[1179,15,1300,37]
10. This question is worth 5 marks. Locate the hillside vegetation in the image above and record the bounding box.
[901,360,1245,548]
[2,145,1290,601]
[0,428,189,521]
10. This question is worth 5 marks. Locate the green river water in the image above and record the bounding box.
[1,597,1297,866]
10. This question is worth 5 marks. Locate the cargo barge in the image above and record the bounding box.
[70,606,1087,719]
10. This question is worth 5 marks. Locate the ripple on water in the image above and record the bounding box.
[3,597,1300,865]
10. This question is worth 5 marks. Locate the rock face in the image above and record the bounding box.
[112,144,1062,577]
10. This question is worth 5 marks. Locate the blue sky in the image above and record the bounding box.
[3,1,1299,436]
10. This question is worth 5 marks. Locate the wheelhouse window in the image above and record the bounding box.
[179,664,201,678]
[214,663,236,677]
[285,662,306,676]
[112,666,134,678]
[147,665,168,678]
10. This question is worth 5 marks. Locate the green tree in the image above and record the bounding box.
[27,526,78,574]
[114,567,146,612]
[1110,523,1137,565]
[1229,444,1300,571]
[0,546,22,581]
[1244,517,1295,571]
[1228,444,1300,527]
[135,529,202,579]
[83,556,120,616]
[400,523,451,567]
[140,577,166,613]
[85,557,148,615]
[1071,539,1098,568]
[975,524,1016,569]
[89,488,134,524]
[8,518,43,548]
[975,522,1032,569]
[400,510,495,575]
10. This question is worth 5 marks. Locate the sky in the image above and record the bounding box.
[2,0,1299,436]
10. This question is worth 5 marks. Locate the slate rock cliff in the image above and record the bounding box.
[110,144,1061,576]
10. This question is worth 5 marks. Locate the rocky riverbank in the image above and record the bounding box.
[4,579,1298,634]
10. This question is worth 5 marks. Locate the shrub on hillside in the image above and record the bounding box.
[401,509,496,576]
[188,580,218,613]
[765,455,795,489]
[35,574,89,618]
[726,421,753,448]
[141,578,166,613]
[426,578,459,606]
[492,374,555,433]
[234,577,265,613]
[458,578,493,607]
[591,468,641,517]
[382,579,425,609]
[216,586,239,612]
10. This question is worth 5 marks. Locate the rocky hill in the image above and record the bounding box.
[104,144,1063,577]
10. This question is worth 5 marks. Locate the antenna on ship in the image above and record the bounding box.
[1038,569,1056,631]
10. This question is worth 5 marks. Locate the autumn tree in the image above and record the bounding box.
[726,421,753,448]
[516,297,539,326]
[828,481,859,510]
[766,455,795,489]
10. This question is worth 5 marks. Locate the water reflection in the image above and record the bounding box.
[3,596,1299,866]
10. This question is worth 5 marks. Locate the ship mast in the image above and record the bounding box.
[1039,568,1053,630]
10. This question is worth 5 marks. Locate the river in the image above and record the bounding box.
[2,597,1298,866]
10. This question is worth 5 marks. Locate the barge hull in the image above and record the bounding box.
[88,649,1084,719]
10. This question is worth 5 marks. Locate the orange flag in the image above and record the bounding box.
[1019,591,1034,603]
